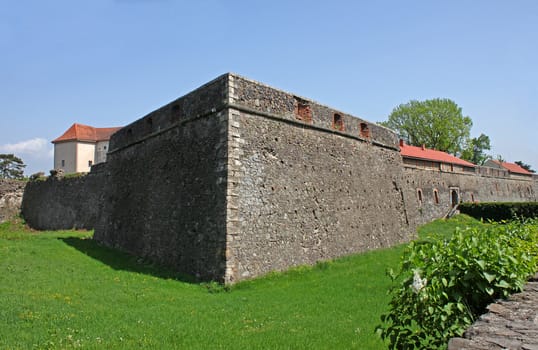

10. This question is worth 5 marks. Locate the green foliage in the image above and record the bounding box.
[378,219,538,349]
[0,153,26,179]
[29,172,47,181]
[460,133,491,165]
[380,98,472,155]
[459,202,538,221]
[63,172,87,179]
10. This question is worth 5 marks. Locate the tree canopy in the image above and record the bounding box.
[460,133,492,165]
[0,154,26,179]
[380,98,473,155]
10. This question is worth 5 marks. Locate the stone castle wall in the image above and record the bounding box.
[89,73,417,283]
[403,166,537,226]
[93,76,230,282]
[18,73,538,283]
[21,167,107,230]
[225,108,412,282]
[0,179,26,223]
[223,75,413,282]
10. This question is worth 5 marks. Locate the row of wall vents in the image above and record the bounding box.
[295,98,370,138]
[416,188,475,206]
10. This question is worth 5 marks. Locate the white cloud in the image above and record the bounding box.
[0,138,52,157]
[0,138,54,175]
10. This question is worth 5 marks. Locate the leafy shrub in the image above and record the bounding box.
[377,219,538,349]
[459,202,538,221]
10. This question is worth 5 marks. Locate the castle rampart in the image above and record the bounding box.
[20,73,538,283]
[21,167,107,230]
[403,165,537,225]
[91,73,414,283]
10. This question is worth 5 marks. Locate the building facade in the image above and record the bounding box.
[52,123,122,173]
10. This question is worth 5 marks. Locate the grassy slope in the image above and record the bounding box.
[0,216,479,349]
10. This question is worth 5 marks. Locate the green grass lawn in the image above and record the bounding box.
[0,216,479,349]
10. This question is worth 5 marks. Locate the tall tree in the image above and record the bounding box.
[515,160,536,173]
[380,98,472,155]
[460,133,492,165]
[0,154,26,179]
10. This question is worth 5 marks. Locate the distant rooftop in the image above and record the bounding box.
[489,159,533,175]
[399,140,476,168]
[52,123,122,143]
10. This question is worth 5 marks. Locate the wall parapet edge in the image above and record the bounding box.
[108,73,400,155]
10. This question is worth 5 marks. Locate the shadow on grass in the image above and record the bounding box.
[60,236,197,284]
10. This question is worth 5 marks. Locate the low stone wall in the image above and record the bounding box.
[21,170,106,230]
[448,274,538,349]
[0,179,26,223]
[403,167,537,225]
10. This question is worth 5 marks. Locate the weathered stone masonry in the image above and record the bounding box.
[0,179,26,223]
[90,73,414,283]
[403,167,537,226]
[21,166,107,230]
[225,75,412,282]
[21,73,537,283]
[94,76,230,282]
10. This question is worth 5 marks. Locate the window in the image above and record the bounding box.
[360,122,370,138]
[450,189,459,207]
[333,113,344,131]
[417,189,423,205]
[88,160,93,167]
[433,189,439,204]
[61,160,65,167]
[295,98,312,123]
[470,193,475,202]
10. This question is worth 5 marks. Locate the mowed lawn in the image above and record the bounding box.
[0,216,477,349]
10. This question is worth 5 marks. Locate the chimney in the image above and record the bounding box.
[421,144,425,150]
[399,139,404,147]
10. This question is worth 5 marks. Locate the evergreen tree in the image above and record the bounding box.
[0,154,26,179]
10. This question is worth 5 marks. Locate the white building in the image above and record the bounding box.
[52,123,122,173]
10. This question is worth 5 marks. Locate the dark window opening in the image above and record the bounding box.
[295,98,312,123]
[333,113,344,131]
[417,189,423,205]
[450,189,459,207]
[433,189,439,204]
[171,104,181,122]
[61,160,65,167]
[147,117,153,125]
[470,193,475,202]
[360,122,370,138]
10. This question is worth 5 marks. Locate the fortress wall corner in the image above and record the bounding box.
[93,78,231,282]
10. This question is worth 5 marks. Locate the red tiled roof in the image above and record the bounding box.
[489,159,532,175]
[52,123,122,143]
[400,141,476,167]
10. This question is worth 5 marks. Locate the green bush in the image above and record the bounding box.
[459,202,538,221]
[377,219,538,349]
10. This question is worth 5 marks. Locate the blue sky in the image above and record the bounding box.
[1,0,537,174]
